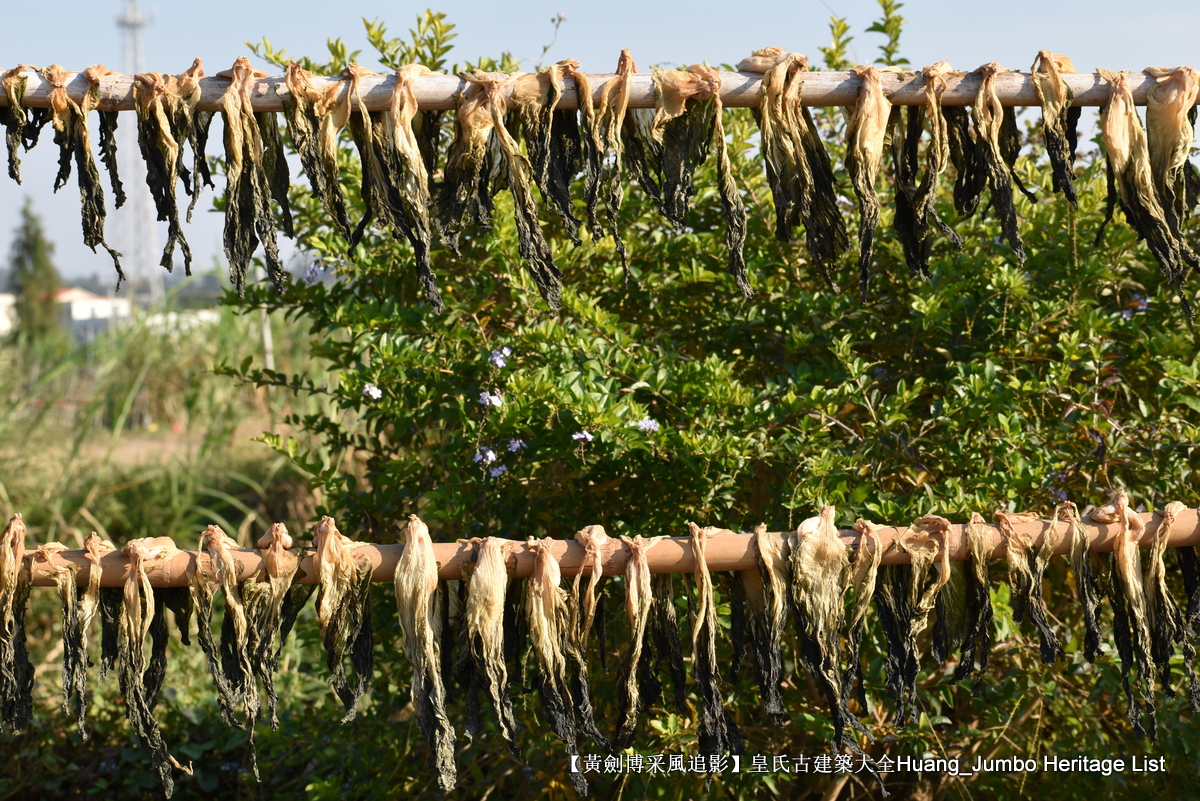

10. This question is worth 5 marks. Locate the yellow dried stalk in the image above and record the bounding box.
[120,537,191,797]
[846,65,893,299]
[1093,490,1158,738]
[524,537,586,795]
[1144,65,1200,258]
[741,48,848,286]
[0,514,32,734]
[311,516,375,722]
[1096,68,1191,313]
[219,56,289,294]
[394,516,456,791]
[1031,51,1081,205]
[460,536,521,756]
[687,523,742,757]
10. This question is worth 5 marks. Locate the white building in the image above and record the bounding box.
[0,293,14,336]
[55,287,134,342]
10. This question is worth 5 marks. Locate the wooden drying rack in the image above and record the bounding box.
[0,66,1167,113]
[20,507,1200,588]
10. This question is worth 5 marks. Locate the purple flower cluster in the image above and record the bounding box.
[489,346,513,369]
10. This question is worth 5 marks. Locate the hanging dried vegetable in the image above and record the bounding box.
[846,65,893,299]
[119,538,191,797]
[0,514,32,734]
[592,50,636,278]
[311,515,375,722]
[613,534,665,748]
[996,510,1064,664]
[242,523,302,731]
[524,537,586,795]
[1095,68,1192,316]
[394,516,456,791]
[873,516,950,726]
[1144,65,1200,264]
[1057,502,1104,663]
[386,64,445,308]
[1031,51,1081,206]
[176,60,215,223]
[843,520,882,711]
[280,61,354,241]
[2,66,51,184]
[219,56,290,294]
[1092,490,1158,738]
[511,60,582,244]
[34,543,88,734]
[731,524,789,724]
[740,48,849,285]
[789,508,866,747]
[132,61,208,276]
[565,525,611,751]
[951,513,995,686]
[971,62,1030,263]
[649,572,688,716]
[687,523,742,757]
[73,532,114,738]
[41,64,124,285]
[458,536,522,756]
[890,61,964,280]
[437,69,562,309]
[190,526,255,731]
[1146,502,1195,705]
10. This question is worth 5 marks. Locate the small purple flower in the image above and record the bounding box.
[304,263,322,283]
[362,384,382,400]
[633,418,660,433]
[479,391,504,408]
[473,447,497,465]
[572,430,594,443]
[489,350,508,369]
[490,465,508,477]
[508,438,526,452]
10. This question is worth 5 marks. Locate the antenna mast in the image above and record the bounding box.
[115,0,162,305]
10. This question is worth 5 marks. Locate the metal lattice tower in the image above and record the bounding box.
[115,0,162,305]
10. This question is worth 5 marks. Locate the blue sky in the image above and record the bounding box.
[1,0,1199,283]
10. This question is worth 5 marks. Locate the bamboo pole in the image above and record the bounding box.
[0,66,1164,114]
[22,508,1200,589]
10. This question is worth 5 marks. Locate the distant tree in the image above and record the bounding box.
[8,198,61,342]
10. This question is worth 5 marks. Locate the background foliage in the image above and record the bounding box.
[5,4,1200,799]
